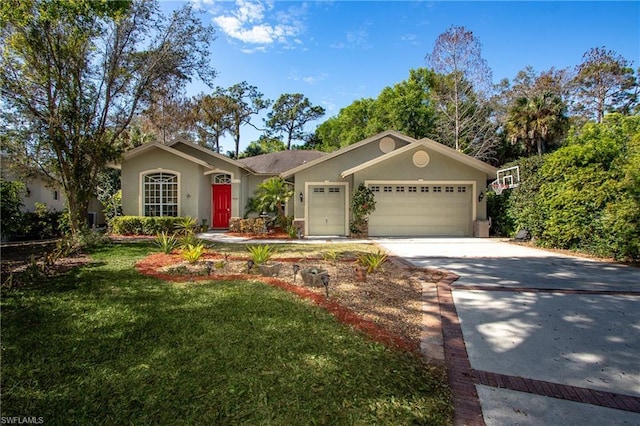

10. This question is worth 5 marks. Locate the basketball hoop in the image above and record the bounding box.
[490,165,521,195]
[490,181,508,195]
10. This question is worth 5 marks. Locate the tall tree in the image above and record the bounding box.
[426,25,498,158]
[495,66,571,161]
[266,93,325,149]
[241,136,286,158]
[374,68,437,139]
[313,69,438,152]
[191,91,234,153]
[0,0,216,234]
[571,47,638,123]
[314,98,376,152]
[144,83,193,144]
[505,91,568,157]
[223,82,270,159]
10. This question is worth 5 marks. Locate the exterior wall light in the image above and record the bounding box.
[478,191,485,202]
[299,191,303,202]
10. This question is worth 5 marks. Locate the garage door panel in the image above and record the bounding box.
[368,184,471,237]
[308,185,345,235]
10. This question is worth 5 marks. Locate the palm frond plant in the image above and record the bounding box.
[254,177,294,225]
[178,231,200,249]
[322,249,343,264]
[174,216,198,235]
[182,243,205,264]
[356,250,388,273]
[154,231,179,254]
[246,244,274,265]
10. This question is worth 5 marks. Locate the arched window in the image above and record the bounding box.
[143,172,178,216]
[213,174,231,184]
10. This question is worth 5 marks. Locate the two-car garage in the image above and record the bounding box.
[366,182,473,237]
[290,133,495,238]
[305,181,474,237]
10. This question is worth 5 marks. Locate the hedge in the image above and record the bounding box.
[109,216,187,236]
[504,114,639,262]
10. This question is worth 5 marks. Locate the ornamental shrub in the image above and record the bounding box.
[0,179,26,240]
[110,216,186,236]
[350,183,376,234]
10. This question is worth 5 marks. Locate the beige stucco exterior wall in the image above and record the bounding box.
[291,137,493,235]
[352,146,489,220]
[21,176,67,212]
[121,150,208,222]
[292,135,413,220]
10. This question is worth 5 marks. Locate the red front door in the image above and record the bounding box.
[212,184,231,228]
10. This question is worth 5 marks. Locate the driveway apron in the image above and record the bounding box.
[374,238,640,426]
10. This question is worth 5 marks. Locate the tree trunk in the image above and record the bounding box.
[65,188,91,236]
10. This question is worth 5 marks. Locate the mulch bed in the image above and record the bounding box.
[135,252,437,354]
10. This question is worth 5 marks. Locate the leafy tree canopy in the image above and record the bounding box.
[0,0,216,235]
[265,93,325,149]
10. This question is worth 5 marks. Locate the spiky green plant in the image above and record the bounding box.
[182,243,205,264]
[322,249,342,264]
[178,231,199,249]
[246,244,274,265]
[175,217,198,235]
[154,231,179,254]
[356,250,388,273]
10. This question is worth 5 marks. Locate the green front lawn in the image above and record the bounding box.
[1,242,452,424]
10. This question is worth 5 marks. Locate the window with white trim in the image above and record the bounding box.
[396,186,405,192]
[420,186,429,193]
[433,186,442,192]
[457,186,467,193]
[445,186,454,193]
[143,172,178,217]
[328,187,340,193]
[214,174,231,184]
[383,186,393,193]
[370,185,380,192]
[408,186,417,193]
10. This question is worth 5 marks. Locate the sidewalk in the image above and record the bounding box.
[198,230,370,245]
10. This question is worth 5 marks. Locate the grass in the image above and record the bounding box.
[1,242,452,424]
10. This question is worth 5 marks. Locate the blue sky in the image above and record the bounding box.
[162,1,640,153]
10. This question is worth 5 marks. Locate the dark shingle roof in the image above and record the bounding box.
[238,150,326,174]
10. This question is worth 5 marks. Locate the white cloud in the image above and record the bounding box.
[288,71,328,85]
[330,25,372,50]
[401,33,420,45]
[210,0,306,50]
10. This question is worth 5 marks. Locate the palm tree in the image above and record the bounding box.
[255,177,294,222]
[506,92,568,156]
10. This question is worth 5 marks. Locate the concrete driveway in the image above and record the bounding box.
[374,238,640,426]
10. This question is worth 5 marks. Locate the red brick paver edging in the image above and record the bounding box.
[433,275,640,425]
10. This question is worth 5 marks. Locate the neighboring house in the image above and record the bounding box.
[117,130,498,237]
[0,162,106,227]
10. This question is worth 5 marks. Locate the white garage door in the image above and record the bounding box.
[308,185,346,236]
[368,184,472,236]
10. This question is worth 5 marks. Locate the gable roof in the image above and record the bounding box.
[167,140,250,170]
[237,150,326,175]
[115,142,213,170]
[116,141,251,172]
[280,130,417,178]
[341,137,498,178]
